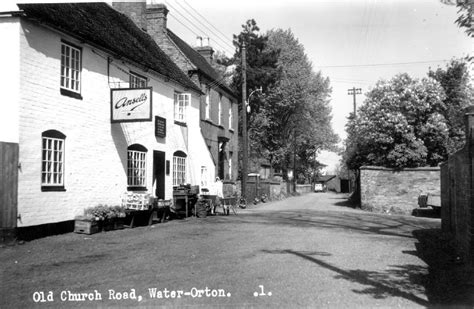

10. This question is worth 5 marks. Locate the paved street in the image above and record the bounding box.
[0,192,467,308]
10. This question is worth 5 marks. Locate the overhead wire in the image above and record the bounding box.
[164,0,234,55]
[170,0,235,53]
[315,59,451,68]
[182,0,235,50]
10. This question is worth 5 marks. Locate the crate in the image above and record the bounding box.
[74,219,99,235]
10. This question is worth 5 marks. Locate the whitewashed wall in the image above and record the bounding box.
[15,19,204,227]
[0,17,20,144]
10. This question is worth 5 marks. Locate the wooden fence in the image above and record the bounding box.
[0,142,19,230]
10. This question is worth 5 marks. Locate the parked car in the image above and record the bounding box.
[314,183,325,192]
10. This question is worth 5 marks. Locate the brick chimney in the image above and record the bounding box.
[195,38,214,64]
[146,4,169,45]
[112,1,147,32]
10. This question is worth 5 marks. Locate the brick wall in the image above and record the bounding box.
[441,106,474,265]
[360,166,440,215]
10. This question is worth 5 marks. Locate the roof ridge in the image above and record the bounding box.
[166,28,236,98]
[18,2,201,93]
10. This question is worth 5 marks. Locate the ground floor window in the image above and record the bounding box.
[201,166,208,188]
[173,151,187,186]
[128,144,147,190]
[41,130,66,191]
[228,152,233,180]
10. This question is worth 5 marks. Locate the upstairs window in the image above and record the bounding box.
[127,144,147,190]
[218,94,223,126]
[174,93,190,123]
[205,87,210,120]
[60,42,81,94]
[229,102,233,130]
[130,72,147,88]
[41,130,66,191]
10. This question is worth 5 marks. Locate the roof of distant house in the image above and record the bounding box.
[314,175,337,183]
[167,29,236,98]
[17,3,201,93]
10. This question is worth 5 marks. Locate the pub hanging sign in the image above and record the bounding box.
[111,87,152,123]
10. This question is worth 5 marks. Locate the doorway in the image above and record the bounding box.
[153,151,166,199]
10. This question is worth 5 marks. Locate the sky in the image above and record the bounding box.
[2,0,471,173]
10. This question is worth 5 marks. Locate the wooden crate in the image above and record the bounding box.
[74,219,99,235]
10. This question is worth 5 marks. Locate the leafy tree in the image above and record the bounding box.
[344,73,448,170]
[253,29,338,180]
[441,0,473,37]
[231,19,280,114]
[428,58,474,153]
[229,22,338,182]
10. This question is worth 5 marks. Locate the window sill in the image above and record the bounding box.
[127,186,147,192]
[174,121,187,127]
[229,129,234,133]
[41,186,66,192]
[218,125,225,130]
[60,88,83,100]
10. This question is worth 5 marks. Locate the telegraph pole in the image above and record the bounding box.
[347,87,362,116]
[241,42,248,201]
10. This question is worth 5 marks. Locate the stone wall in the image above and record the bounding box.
[296,184,313,194]
[360,166,440,215]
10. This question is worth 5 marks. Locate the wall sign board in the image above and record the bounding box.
[111,88,152,122]
[155,116,166,138]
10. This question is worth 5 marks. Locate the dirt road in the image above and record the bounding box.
[0,192,469,308]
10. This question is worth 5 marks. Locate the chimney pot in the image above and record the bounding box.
[196,36,203,47]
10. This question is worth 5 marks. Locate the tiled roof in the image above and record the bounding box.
[314,175,337,183]
[17,3,201,93]
[167,29,236,98]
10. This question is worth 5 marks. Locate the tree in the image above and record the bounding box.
[253,29,338,180]
[231,19,280,115]
[230,22,338,182]
[428,58,474,154]
[343,73,448,170]
[441,0,473,37]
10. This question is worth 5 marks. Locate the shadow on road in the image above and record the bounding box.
[262,249,430,306]
[329,195,360,209]
[220,210,438,239]
[410,228,474,307]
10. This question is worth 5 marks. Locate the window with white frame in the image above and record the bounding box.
[130,72,147,88]
[218,94,223,125]
[41,130,66,190]
[127,144,147,189]
[228,152,233,179]
[205,87,210,119]
[200,166,208,188]
[229,102,233,130]
[174,93,190,123]
[60,42,81,93]
[173,151,187,186]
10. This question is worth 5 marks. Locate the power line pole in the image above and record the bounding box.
[241,42,248,201]
[347,87,362,116]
